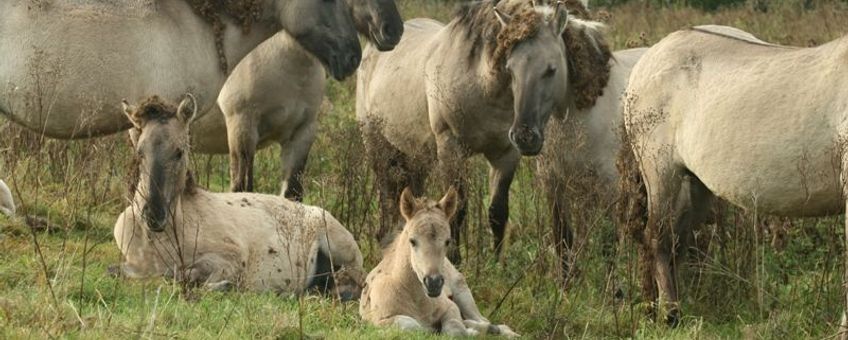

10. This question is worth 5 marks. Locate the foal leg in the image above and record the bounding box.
[484,147,520,258]
[224,109,258,192]
[279,117,317,201]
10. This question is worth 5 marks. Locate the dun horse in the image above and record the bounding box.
[0,180,14,216]
[621,25,848,330]
[360,188,518,337]
[114,96,364,297]
[0,0,360,139]
[358,0,608,263]
[191,0,404,199]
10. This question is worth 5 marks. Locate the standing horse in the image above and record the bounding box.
[114,96,364,297]
[0,0,360,139]
[621,25,848,330]
[191,0,404,199]
[537,46,644,281]
[0,180,14,216]
[358,0,607,263]
[359,187,518,337]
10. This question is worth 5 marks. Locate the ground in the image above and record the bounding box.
[1,0,847,338]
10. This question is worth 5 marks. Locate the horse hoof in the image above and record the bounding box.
[106,264,122,278]
[666,309,681,328]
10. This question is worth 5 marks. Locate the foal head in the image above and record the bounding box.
[398,187,459,298]
[122,95,197,233]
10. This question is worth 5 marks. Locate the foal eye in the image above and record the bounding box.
[444,239,451,247]
[409,239,418,247]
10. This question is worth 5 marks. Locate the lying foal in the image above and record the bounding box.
[114,96,364,298]
[360,187,518,336]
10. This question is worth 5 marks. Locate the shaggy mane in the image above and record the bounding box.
[453,0,543,72]
[561,0,613,110]
[185,0,264,73]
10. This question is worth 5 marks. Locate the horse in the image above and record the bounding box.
[359,187,519,337]
[0,0,360,139]
[357,0,608,263]
[620,25,848,330]
[191,0,404,199]
[537,46,645,282]
[0,180,14,216]
[114,96,364,298]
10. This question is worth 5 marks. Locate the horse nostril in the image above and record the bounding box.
[347,53,361,68]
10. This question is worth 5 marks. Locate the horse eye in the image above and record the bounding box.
[544,65,557,78]
[174,149,184,160]
[409,239,417,247]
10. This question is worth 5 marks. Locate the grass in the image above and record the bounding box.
[2,0,848,338]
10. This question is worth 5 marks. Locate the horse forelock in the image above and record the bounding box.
[453,1,544,73]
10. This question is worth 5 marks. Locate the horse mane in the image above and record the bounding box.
[185,0,264,73]
[560,1,612,110]
[453,0,543,72]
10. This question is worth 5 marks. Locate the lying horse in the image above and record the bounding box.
[0,0,361,139]
[622,25,848,329]
[358,0,607,262]
[360,187,518,337]
[192,0,403,199]
[114,96,364,297]
[0,180,14,216]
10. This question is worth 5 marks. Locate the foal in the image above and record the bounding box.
[360,188,518,337]
[114,96,364,297]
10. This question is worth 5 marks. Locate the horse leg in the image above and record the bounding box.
[484,148,520,258]
[361,122,415,239]
[378,315,428,332]
[225,111,258,192]
[435,133,468,264]
[279,118,317,201]
[543,167,575,285]
[314,217,365,300]
[649,167,712,327]
[840,147,848,340]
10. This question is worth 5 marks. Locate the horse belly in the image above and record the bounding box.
[679,106,843,217]
[0,5,223,138]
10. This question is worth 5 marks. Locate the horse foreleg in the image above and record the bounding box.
[485,148,520,258]
[225,111,258,192]
[279,119,317,201]
[435,133,469,264]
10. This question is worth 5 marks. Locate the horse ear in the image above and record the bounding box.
[122,99,143,130]
[177,93,198,128]
[399,187,417,221]
[439,186,459,221]
[493,7,510,27]
[552,1,568,36]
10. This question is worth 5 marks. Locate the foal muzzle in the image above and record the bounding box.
[423,274,445,298]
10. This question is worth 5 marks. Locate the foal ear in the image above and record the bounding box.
[400,187,418,221]
[122,99,143,130]
[438,186,459,221]
[177,93,198,128]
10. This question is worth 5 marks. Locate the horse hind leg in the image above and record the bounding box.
[650,168,713,327]
[279,117,317,201]
[225,112,258,192]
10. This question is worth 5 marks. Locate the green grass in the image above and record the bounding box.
[2,0,848,338]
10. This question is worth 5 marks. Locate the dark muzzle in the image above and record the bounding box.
[142,203,167,232]
[509,125,544,156]
[423,274,444,298]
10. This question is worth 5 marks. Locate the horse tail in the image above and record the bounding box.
[614,123,655,306]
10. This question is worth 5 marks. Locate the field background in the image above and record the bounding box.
[2,0,848,338]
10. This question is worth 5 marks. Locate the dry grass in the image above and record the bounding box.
[1,0,848,338]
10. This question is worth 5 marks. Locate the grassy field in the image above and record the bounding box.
[2,0,848,338]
